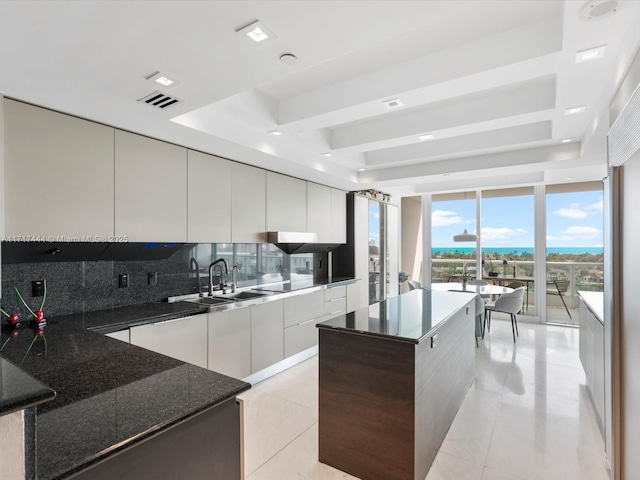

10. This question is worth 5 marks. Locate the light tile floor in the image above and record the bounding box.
[238,315,608,480]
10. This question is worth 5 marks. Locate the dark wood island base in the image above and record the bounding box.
[318,290,476,480]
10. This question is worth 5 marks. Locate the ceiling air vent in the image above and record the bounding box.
[579,0,619,21]
[137,90,183,109]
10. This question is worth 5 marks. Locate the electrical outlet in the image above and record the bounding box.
[32,280,45,297]
[119,274,129,288]
[148,272,157,286]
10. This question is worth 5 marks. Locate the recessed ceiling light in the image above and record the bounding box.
[268,129,282,136]
[566,177,574,180]
[561,138,573,143]
[357,168,366,172]
[575,45,606,63]
[564,106,586,115]
[321,152,332,157]
[418,133,435,141]
[236,20,278,46]
[280,53,298,66]
[146,72,180,89]
[382,98,404,109]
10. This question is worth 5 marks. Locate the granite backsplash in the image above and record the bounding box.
[1,244,325,318]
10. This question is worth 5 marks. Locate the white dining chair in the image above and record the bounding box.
[407,280,423,291]
[483,286,525,343]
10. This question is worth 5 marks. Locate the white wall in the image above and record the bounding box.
[400,196,422,291]
[608,45,640,480]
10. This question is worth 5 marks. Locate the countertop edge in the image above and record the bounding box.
[317,290,474,344]
[578,291,604,324]
[51,389,249,480]
[0,357,56,417]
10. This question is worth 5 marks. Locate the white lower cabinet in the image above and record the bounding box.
[105,330,130,343]
[284,317,326,358]
[283,287,348,358]
[251,300,284,373]
[284,290,324,328]
[579,295,605,426]
[346,281,362,313]
[208,307,251,379]
[129,313,208,369]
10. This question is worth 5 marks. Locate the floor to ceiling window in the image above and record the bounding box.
[481,187,536,315]
[545,182,604,325]
[430,192,477,283]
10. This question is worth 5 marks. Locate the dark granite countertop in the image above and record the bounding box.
[0,302,251,480]
[0,356,55,415]
[317,289,474,344]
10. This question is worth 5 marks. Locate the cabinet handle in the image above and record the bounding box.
[327,298,344,303]
[298,317,319,326]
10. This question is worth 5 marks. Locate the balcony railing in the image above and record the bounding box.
[430,258,603,312]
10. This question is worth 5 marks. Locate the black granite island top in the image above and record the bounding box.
[0,302,251,480]
[0,356,55,415]
[318,288,475,343]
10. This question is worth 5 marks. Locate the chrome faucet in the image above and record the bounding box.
[189,257,203,296]
[231,265,239,293]
[208,259,229,296]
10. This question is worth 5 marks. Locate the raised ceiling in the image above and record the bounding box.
[1,1,639,197]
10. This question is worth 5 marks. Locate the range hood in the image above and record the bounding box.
[267,231,340,254]
[1,241,187,264]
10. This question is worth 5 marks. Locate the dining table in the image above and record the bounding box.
[430,282,514,297]
[429,283,514,341]
[483,275,534,311]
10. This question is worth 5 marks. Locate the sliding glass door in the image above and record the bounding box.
[481,188,535,316]
[545,183,604,325]
[430,192,477,284]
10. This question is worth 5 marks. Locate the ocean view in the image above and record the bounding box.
[432,247,604,256]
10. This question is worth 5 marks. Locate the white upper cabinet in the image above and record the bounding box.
[266,172,307,232]
[187,150,231,243]
[115,130,187,242]
[231,163,266,243]
[4,99,115,238]
[331,188,347,243]
[307,182,332,242]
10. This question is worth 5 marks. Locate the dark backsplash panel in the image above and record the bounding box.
[1,244,327,319]
[1,245,200,318]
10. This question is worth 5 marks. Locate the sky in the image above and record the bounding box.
[430,190,603,249]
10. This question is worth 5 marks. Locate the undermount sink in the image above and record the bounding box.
[189,296,235,305]
[187,290,271,307]
[221,291,270,300]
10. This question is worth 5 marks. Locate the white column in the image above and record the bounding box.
[476,190,482,279]
[421,193,432,285]
[533,184,546,322]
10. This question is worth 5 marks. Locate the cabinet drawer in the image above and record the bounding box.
[324,285,346,301]
[324,297,347,317]
[284,316,325,357]
[284,290,324,327]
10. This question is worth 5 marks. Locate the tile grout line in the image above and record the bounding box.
[245,421,320,480]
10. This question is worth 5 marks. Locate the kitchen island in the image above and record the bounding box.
[317,288,476,480]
